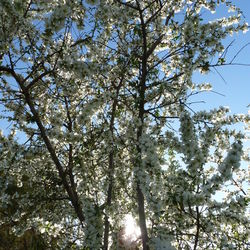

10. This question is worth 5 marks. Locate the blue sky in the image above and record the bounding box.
[191,0,250,114]
[196,0,250,197]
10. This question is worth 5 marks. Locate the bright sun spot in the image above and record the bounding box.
[123,214,141,242]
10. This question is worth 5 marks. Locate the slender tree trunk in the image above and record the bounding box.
[135,1,149,248]
[22,89,85,223]
[103,81,122,249]
[103,151,114,250]
[193,206,200,250]
[136,91,149,250]
[136,181,149,250]
[0,67,86,224]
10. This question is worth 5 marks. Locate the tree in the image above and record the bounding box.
[0,0,249,249]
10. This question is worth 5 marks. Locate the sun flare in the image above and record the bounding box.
[123,214,141,242]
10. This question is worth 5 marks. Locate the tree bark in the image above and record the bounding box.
[135,1,150,249]
[103,81,122,249]
[21,88,85,224]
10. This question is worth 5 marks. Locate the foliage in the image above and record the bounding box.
[0,0,249,249]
